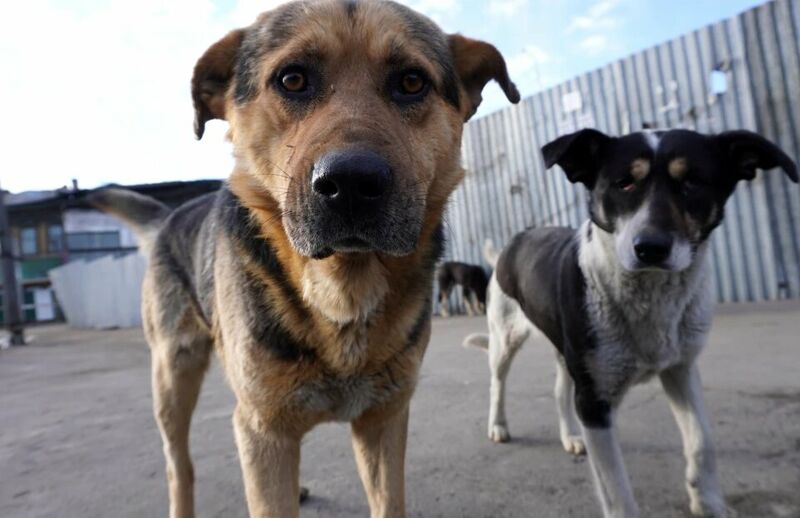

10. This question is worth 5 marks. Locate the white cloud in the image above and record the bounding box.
[566,0,621,34]
[507,45,550,76]
[486,0,528,17]
[578,34,609,54]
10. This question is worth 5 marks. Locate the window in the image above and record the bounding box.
[65,231,121,251]
[47,225,64,253]
[20,228,38,256]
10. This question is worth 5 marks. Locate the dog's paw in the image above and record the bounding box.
[560,434,586,456]
[488,424,510,443]
[689,494,730,518]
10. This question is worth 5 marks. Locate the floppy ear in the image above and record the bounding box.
[191,29,245,140]
[716,130,798,183]
[541,129,611,187]
[448,34,520,121]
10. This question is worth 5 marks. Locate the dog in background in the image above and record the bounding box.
[437,261,489,316]
[466,128,797,517]
[91,1,520,517]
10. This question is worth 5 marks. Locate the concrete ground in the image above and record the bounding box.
[1,302,799,518]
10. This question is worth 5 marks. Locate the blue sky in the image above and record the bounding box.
[0,0,767,192]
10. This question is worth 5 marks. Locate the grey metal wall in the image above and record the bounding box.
[49,252,146,329]
[444,0,800,304]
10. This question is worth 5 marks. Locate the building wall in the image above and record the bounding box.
[62,210,138,248]
[446,0,800,304]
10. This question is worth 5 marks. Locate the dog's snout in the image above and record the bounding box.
[312,150,392,216]
[633,232,673,265]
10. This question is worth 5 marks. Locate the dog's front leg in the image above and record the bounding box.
[233,406,302,518]
[578,399,638,518]
[351,403,409,518]
[660,364,726,517]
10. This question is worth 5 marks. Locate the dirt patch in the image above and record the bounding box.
[728,490,800,517]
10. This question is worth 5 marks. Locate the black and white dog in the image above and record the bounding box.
[465,128,797,517]
[437,261,489,316]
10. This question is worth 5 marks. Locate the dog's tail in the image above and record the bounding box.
[87,188,170,256]
[462,333,489,352]
[483,239,500,268]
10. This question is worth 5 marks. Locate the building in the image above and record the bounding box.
[0,180,221,324]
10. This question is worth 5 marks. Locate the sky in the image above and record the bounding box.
[0,0,766,193]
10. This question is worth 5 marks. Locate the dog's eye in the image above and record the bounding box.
[401,72,426,95]
[280,70,307,93]
[615,175,637,192]
[274,66,315,99]
[390,70,430,104]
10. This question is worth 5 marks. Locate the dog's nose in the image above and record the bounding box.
[312,150,392,216]
[633,233,673,265]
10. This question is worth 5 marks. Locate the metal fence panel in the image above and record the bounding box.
[49,252,145,328]
[444,0,800,307]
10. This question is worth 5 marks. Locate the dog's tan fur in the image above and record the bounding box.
[99,2,519,517]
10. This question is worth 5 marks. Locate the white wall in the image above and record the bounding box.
[49,252,146,328]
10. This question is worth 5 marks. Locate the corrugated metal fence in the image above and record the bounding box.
[444,0,800,305]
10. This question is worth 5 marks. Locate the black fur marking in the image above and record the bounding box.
[495,227,611,429]
[218,188,314,361]
[403,223,444,351]
[385,2,460,110]
[235,2,307,104]
[405,296,432,350]
[242,269,311,362]
[340,0,358,18]
[151,193,218,329]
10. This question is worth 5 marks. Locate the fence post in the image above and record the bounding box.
[0,188,25,346]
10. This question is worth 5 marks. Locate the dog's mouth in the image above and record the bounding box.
[332,236,373,252]
[284,200,424,260]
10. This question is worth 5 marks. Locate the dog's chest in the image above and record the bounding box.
[585,268,713,401]
[292,370,401,422]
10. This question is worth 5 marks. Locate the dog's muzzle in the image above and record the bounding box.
[284,148,423,259]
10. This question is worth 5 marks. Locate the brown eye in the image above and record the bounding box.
[401,72,425,95]
[281,71,307,92]
[391,69,430,104]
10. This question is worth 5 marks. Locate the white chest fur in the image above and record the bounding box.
[578,223,714,402]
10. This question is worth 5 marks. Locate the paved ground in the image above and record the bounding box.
[1,302,799,518]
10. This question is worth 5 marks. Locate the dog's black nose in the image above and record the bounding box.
[633,233,673,265]
[312,150,392,216]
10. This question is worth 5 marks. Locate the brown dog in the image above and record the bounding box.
[91,1,519,517]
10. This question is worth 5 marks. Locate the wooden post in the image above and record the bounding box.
[0,188,25,346]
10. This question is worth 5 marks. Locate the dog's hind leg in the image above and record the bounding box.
[486,295,529,443]
[554,355,585,455]
[660,364,726,517]
[151,331,212,518]
[438,289,451,317]
[463,287,476,316]
[143,267,213,518]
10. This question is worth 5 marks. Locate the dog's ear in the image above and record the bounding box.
[541,129,611,187]
[191,29,245,140]
[448,34,520,121]
[716,131,798,183]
